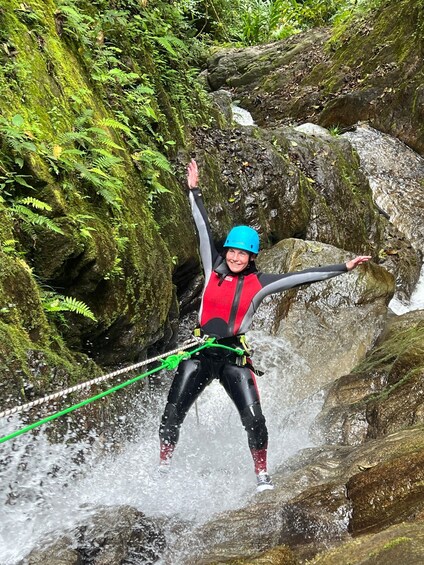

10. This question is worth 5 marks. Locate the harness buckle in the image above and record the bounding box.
[235,355,247,367]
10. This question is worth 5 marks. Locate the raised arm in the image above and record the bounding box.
[186,159,219,279]
[256,254,372,294]
[237,257,372,334]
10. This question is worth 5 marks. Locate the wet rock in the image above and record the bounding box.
[206,28,329,100]
[344,124,424,254]
[205,545,297,564]
[192,125,387,256]
[315,310,424,444]
[209,90,233,126]
[23,505,166,565]
[205,1,424,157]
[22,537,81,565]
[307,520,424,564]
[294,123,332,138]
[188,427,424,564]
[347,448,424,535]
[252,238,395,396]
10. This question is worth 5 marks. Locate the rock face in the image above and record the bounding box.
[191,125,386,256]
[22,505,166,565]
[344,124,424,254]
[253,238,395,395]
[205,0,424,157]
[308,521,424,565]
[315,310,424,445]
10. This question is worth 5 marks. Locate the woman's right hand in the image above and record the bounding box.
[187,159,198,189]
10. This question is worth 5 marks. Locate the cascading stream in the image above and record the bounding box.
[1,120,423,564]
[0,330,323,564]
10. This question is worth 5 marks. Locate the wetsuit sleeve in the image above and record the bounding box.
[256,264,348,299]
[252,263,349,313]
[189,189,220,281]
[237,263,349,335]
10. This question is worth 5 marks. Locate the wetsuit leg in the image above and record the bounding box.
[220,363,268,449]
[159,357,213,456]
[220,363,269,474]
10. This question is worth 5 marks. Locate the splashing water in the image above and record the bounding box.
[0,330,324,564]
[232,104,255,126]
[389,264,424,315]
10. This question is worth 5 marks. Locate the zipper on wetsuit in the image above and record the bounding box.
[228,275,244,334]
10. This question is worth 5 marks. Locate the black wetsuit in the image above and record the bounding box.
[159,188,348,472]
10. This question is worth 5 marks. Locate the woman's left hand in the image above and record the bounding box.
[346,255,372,271]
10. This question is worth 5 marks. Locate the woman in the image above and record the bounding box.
[159,159,371,492]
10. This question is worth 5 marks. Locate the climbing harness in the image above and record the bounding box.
[0,336,245,445]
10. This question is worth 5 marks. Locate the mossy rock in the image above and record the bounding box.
[316,310,424,445]
[307,521,424,565]
[206,0,424,155]
[208,545,298,564]
[0,320,100,407]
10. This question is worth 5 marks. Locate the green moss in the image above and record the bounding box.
[349,317,424,412]
[0,0,211,401]
[354,321,424,375]
[0,319,100,405]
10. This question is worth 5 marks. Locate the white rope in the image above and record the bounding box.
[0,337,204,420]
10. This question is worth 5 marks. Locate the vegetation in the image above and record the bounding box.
[179,0,385,46]
[0,0,389,400]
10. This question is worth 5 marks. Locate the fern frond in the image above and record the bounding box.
[93,155,122,170]
[140,105,159,121]
[17,197,52,211]
[97,187,122,208]
[133,84,155,96]
[43,294,97,321]
[89,167,109,178]
[11,204,64,233]
[60,131,92,145]
[96,137,124,151]
[138,148,172,172]
[100,118,132,135]
[154,35,187,56]
[154,35,178,57]
[92,147,123,165]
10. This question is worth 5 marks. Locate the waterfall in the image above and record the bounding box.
[1,123,423,564]
[232,104,255,126]
[389,264,424,314]
[0,330,323,564]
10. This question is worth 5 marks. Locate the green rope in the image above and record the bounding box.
[0,339,244,445]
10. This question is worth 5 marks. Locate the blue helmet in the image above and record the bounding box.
[224,225,260,254]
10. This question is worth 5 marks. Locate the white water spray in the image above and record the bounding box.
[232,104,255,126]
[389,264,424,315]
[0,331,323,564]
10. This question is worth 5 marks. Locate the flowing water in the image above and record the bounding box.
[0,330,323,564]
[1,122,423,563]
[232,104,255,126]
[389,264,424,315]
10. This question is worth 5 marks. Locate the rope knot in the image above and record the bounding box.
[162,352,189,371]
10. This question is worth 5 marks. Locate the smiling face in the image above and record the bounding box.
[225,248,251,273]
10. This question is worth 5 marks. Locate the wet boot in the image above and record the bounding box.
[159,441,175,474]
[251,447,274,492]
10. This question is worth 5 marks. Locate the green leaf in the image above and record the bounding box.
[11,114,24,127]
